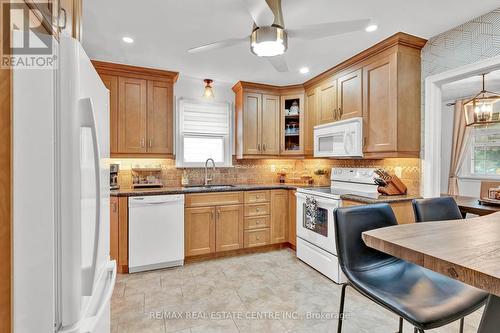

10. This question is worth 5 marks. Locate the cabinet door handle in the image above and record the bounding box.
[262,143,266,151]
[112,202,117,212]
[339,107,343,117]
[140,138,145,148]
[211,211,214,221]
[333,108,338,120]
[363,137,367,149]
[149,138,152,148]
[257,143,261,152]
[217,210,221,220]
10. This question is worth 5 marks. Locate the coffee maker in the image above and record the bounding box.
[110,164,120,190]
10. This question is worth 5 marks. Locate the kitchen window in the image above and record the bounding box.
[176,99,232,167]
[462,124,500,178]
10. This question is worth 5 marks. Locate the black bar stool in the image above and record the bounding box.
[334,203,488,333]
[412,197,463,222]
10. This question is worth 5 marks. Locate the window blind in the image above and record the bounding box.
[182,102,229,135]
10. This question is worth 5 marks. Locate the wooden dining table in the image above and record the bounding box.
[362,211,500,333]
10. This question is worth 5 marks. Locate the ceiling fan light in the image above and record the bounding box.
[250,26,287,57]
[365,24,378,32]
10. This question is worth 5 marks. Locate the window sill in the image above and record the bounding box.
[459,175,500,181]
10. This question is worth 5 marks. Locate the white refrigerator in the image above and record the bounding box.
[13,34,115,333]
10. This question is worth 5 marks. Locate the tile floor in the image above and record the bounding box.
[111,249,483,333]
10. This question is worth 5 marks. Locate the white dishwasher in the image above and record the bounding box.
[128,194,184,273]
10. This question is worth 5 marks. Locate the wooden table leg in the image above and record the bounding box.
[478,295,500,332]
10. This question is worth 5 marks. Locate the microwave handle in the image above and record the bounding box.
[343,130,349,154]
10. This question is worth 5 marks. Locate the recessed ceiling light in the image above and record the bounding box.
[365,25,378,32]
[300,67,310,74]
[122,36,134,44]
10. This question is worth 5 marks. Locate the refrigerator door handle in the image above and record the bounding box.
[79,97,102,296]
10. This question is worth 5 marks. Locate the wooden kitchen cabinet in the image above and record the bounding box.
[147,80,173,154]
[239,91,280,156]
[233,82,304,159]
[304,87,318,156]
[288,190,297,247]
[185,207,216,256]
[215,205,244,252]
[337,69,362,120]
[261,94,281,155]
[118,77,147,153]
[93,61,178,158]
[110,197,119,262]
[59,0,82,39]
[242,92,262,155]
[270,190,288,244]
[185,193,244,257]
[318,78,337,124]
[100,74,118,153]
[281,94,305,155]
[342,199,415,224]
[362,45,421,158]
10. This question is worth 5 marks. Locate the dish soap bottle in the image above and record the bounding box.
[181,170,189,187]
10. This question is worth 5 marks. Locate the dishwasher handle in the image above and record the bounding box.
[129,195,185,207]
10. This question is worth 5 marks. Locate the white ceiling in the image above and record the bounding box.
[82,0,500,86]
[442,69,500,102]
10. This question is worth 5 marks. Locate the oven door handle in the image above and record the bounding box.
[296,192,339,206]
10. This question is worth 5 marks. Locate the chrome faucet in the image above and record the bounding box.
[204,158,216,186]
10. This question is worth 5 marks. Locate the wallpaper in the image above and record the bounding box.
[422,8,500,78]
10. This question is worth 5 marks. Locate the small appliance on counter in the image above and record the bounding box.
[374,169,407,195]
[110,163,120,190]
[131,167,164,188]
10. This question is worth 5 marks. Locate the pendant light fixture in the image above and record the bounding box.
[203,79,214,99]
[463,74,500,126]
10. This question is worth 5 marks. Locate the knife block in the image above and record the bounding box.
[377,175,407,196]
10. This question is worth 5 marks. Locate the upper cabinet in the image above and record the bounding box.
[26,0,82,39]
[318,79,337,124]
[304,87,319,156]
[234,82,302,158]
[93,61,178,158]
[281,94,305,155]
[362,45,422,158]
[337,69,362,121]
[233,33,426,159]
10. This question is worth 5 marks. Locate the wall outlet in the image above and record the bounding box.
[270,165,276,172]
[394,167,402,178]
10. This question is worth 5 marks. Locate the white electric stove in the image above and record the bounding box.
[296,167,378,284]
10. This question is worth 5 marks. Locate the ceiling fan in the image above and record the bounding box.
[187,0,372,72]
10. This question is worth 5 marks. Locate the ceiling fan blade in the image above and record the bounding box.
[287,19,371,40]
[267,55,288,72]
[187,37,248,53]
[242,0,274,27]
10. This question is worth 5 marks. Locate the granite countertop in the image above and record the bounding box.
[340,193,420,204]
[110,184,302,197]
[111,184,419,203]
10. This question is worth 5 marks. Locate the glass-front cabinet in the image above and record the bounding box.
[281,94,305,155]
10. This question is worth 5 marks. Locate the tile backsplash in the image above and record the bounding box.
[111,158,421,195]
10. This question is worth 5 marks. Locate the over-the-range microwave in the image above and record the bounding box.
[313,117,363,158]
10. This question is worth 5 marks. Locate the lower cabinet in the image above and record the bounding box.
[270,190,288,244]
[185,204,244,256]
[184,206,216,256]
[184,190,292,257]
[215,205,244,252]
[341,199,415,224]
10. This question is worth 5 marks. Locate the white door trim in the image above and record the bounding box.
[423,55,500,198]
